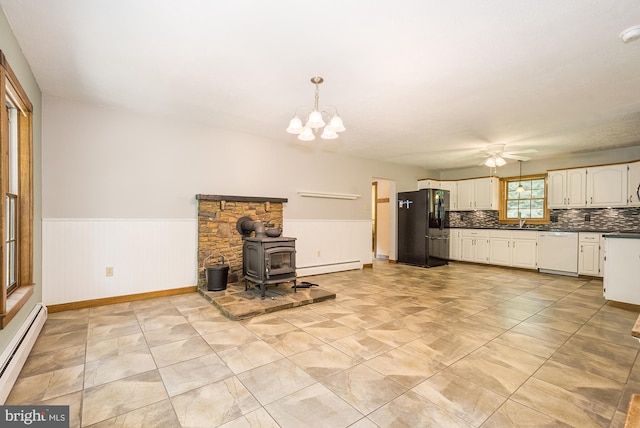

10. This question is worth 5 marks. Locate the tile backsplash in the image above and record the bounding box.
[448,207,640,232]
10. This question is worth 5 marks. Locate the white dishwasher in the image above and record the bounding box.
[537,231,579,276]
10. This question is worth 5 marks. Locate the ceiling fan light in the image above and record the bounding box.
[484,157,496,168]
[327,114,346,132]
[307,110,325,129]
[620,24,640,43]
[298,126,315,141]
[286,116,303,134]
[495,156,506,167]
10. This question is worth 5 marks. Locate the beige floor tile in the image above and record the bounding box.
[492,330,559,358]
[241,316,299,338]
[142,322,200,348]
[237,358,316,405]
[19,343,85,377]
[288,343,358,380]
[217,407,280,428]
[30,330,88,355]
[364,348,446,388]
[149,336,214,368]
[170,377,260,427]
[37,391,83,428]
[158,353,233,396]
[87,319,142,343]
[412,370,507,425]
[262,329,324,356]
[86,399,181,428]
[264,382,363,428]
[82,371,168,426]
[6,364,85,404]
[84,349,157,388]
[400,331,487,366]
[321,364,407,415]
[85,332,148,363]
[329,332,393,362]
[302,320,357,343]
[217,340,284,374]
[201,325,259,352]
[369,390,473,427]
[482,399,573,427]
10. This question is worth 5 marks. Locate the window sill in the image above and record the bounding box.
[1,285,34,329]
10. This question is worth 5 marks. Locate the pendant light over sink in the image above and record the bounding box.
[516,160,525,193]
[286,77,346,141]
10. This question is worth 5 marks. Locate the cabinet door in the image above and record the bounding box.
[547,171,567,208]
[579,242,600,276]
[440,181,458,211]
[587,164,628,207]
[461,236,475,261]
[457,180,474,210]
[449,230,461,260]
[474,238,489,263]
[512,239,537,269]
[418,179,439,190]
[628,162,640,207]
[566,168,586,207]
[474,178,498,210]
[489,238,511,266]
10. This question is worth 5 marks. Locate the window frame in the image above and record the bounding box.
[499,173,550,225]
[0,51,34,329]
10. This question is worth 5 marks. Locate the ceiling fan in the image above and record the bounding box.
[478,144,537,167]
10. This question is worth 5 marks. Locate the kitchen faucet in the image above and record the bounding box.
[518,216,526,228]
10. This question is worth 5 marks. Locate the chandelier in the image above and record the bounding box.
[286,77,346,141]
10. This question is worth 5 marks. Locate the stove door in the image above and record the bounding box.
[265,247,296,278]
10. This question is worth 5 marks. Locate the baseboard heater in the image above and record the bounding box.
[0,303,48,403]
[297,260,361,277]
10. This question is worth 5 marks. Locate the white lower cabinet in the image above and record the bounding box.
[461,229,489,263]
[488,230,511,266]
[488,229,537,269]
[511,231,538,269]
[579,232,602,277]
[449,229,462,260]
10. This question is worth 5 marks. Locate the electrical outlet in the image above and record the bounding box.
[317,250,321,257]
[106,267,114,277]
[585,214,590,222]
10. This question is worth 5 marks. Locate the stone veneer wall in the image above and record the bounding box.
[196,195,286,288]
[448,207,640,231]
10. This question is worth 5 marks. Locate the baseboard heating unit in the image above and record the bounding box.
[0,303,47,403]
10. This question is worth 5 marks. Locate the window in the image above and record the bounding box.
[499,173,549,224]
[1,51,34,328]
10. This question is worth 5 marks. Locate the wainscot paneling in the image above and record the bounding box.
[283,219,372,277]
[42,219,197,305]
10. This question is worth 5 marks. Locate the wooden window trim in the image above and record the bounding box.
[0,50,34,329]
[498,173,550,225]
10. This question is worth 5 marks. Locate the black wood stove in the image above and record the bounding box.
[237,217,297,299]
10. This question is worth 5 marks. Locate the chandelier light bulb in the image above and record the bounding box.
[307,110,325,129]
[321,128,338,140]
[286,116,303,134]
[298,126,315,141]
[327,115,346,132]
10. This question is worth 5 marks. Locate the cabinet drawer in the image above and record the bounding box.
[579,232,601,242]
[512,230,537,240]
[489,230,511,239]
[462,229,489,238]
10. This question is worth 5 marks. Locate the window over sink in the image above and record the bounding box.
[499,174,550,225]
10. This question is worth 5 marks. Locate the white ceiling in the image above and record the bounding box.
[2,0,640,170]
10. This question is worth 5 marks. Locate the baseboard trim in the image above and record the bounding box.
[362,263,373,269]
[47,286,197,313]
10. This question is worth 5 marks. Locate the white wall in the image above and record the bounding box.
[42,96,432,303]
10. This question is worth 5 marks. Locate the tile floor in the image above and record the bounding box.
[7,261,640,427]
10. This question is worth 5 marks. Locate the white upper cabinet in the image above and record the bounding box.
[628,161,640,207]
[548,168,586,208]
[455,177,499,211]
[417,179,439,190]
[474,177,499,210]
[439,181,458,210]
[586,164,628,207]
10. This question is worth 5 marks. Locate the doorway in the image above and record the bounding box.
[372,179,393,260]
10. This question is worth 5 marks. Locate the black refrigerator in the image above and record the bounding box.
[397,188,450,267]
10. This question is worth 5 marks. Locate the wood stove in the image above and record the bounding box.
[237,217,297,299]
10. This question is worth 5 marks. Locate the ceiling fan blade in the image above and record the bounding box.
[502,154,531,161]
[505,148,537,155]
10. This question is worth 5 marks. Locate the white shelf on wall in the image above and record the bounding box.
[297,191,361,200]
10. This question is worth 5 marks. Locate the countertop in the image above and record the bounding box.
[448,227,639,233]
[603,232,640,239]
